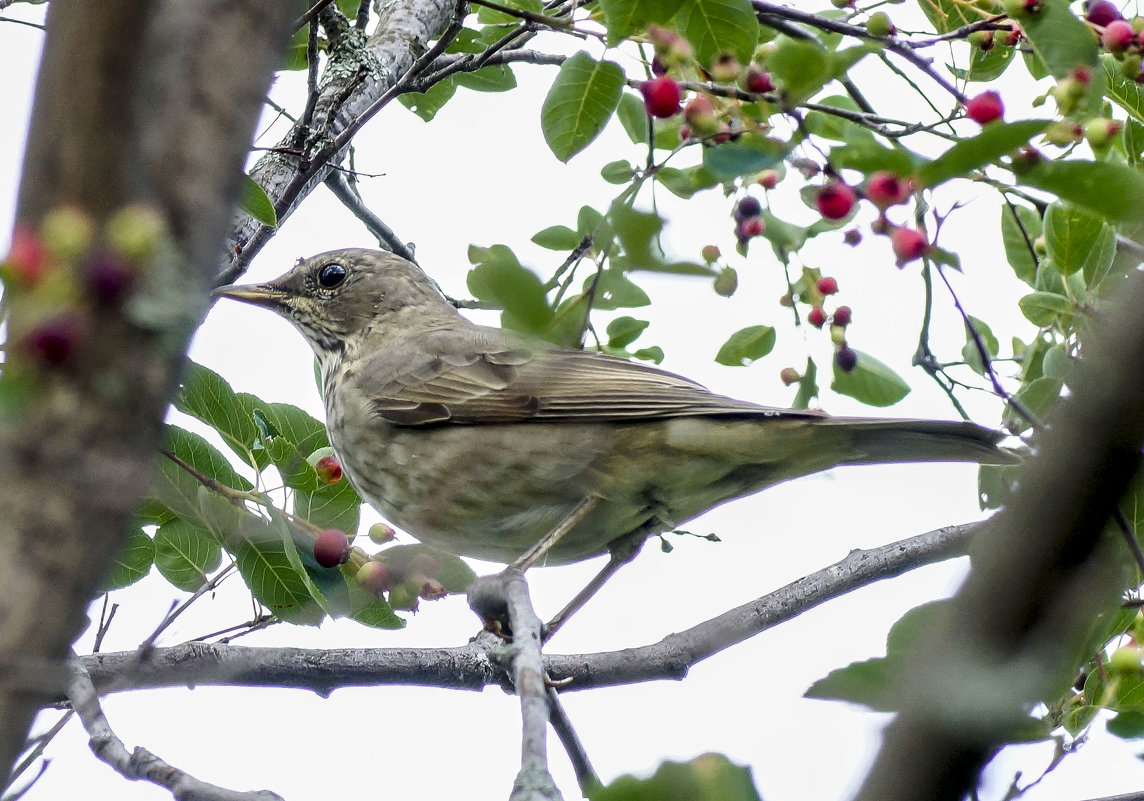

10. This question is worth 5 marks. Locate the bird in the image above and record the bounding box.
[214,248,1015,566]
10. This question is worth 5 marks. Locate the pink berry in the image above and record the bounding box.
[807,306,827,328]
[418,578,447,600]
[816,180,856,220]
[1086,0,1123,26]
[966,91,1004,125]
[864,171,910,208]
[757,169,779,189]
[4,227,50,289]
[817,276,839,295]
[684,95,718,135]
[313,529,350,568]
[835,345,858,373]
[736,217,765,241]
[314,455,343,484]
[640,77,681,119]
[1103,19,1135,52]
[891,226,929,265]
[832,305,853,327]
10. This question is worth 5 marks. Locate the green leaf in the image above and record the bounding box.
[830,351,910,407]
[601,159,635,184]
[597,0,685,45]
[540,51,625,162]
[347,577,405,629]
[476,0,540,23]
[1108,710,1144,739]
[714,325,776,367]
[961,315,999,377]
[467,244,554,333]
[632,345,665,363]
[1003,375,1063,432]
[1042,201,1116,278]
[399,78,458,122]
[254,401,330,456]
[829,139,922,176]
[765,37,832,104]
[1103,55,1144,125]
[1000,203,1041,286]
[702,136,787,179]
[1019,159,1144,224]
[805,656,897,711]
[609,202,665,268]
[592,753,761,801]
[615,91,649,145]
[917,0,995,33]
[293,473,362,534]
[917,120,1049,188]
[1020,0,1100,79]
[239,174,277,227]
[967,39,1016,82]
[453,64,517,93]
[590,268,651,309]
[233,516,325,624]
[154,519,222,592]
[176,361,265,468]
[1018,291,1074,326]
[152,426,252,527]
[606,316,649,349]
[674,0,757,66]
[531,225,583,250]
[792,356,818,410]
[102,528,155,591]
[655,165,721,198]
[1124,118,1144,167]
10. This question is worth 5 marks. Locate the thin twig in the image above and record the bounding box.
[547,687,600,796]
[324,170,417,262]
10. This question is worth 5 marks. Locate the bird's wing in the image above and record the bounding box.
[360,327,824,425]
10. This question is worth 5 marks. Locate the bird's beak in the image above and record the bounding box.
[212,283,289,309]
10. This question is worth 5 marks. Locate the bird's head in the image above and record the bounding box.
[214,248,459,363]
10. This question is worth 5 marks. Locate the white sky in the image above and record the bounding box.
[3,4,1144,801]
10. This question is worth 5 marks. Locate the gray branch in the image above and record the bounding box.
[80,522,982,695]
[67,655,284,801]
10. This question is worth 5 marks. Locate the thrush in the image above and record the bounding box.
[214,248,1015,566]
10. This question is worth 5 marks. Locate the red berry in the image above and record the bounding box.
[835,345,858,373]
[832,305,853,327]
[890,226,929,265]
[313,529,350,568]
[817,276,839,295]
[356,560,391,595]
[744,68,774,93]
[757,169,779,189]
[966,91,1004,125]
[701,244,721,263]
[651,57,668,77]
[733,195,762,221]
[736,217,765,240]
[1103,19,1135,52]
[314,455,343,484]
[84,251,136,306]
[816,180,856,220]
[1086,0,1123,26]
[640,77,681,118]
[807,306,827,328]
[23,315,87,367]
[4,227,50,289]
[864,171,910,207]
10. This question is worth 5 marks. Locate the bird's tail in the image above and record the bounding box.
[824,417,1019,466]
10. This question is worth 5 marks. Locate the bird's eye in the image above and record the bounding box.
[317,263,347,289]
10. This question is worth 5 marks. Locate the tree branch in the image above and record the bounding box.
[79,522,984,695]
[67,655,284,801]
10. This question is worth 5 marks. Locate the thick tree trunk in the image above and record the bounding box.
[0,0,299,777]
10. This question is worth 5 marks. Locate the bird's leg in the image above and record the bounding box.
[542,529,647,643]
[510,496,599,572]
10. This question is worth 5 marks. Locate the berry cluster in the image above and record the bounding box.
[1,206,161,372]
